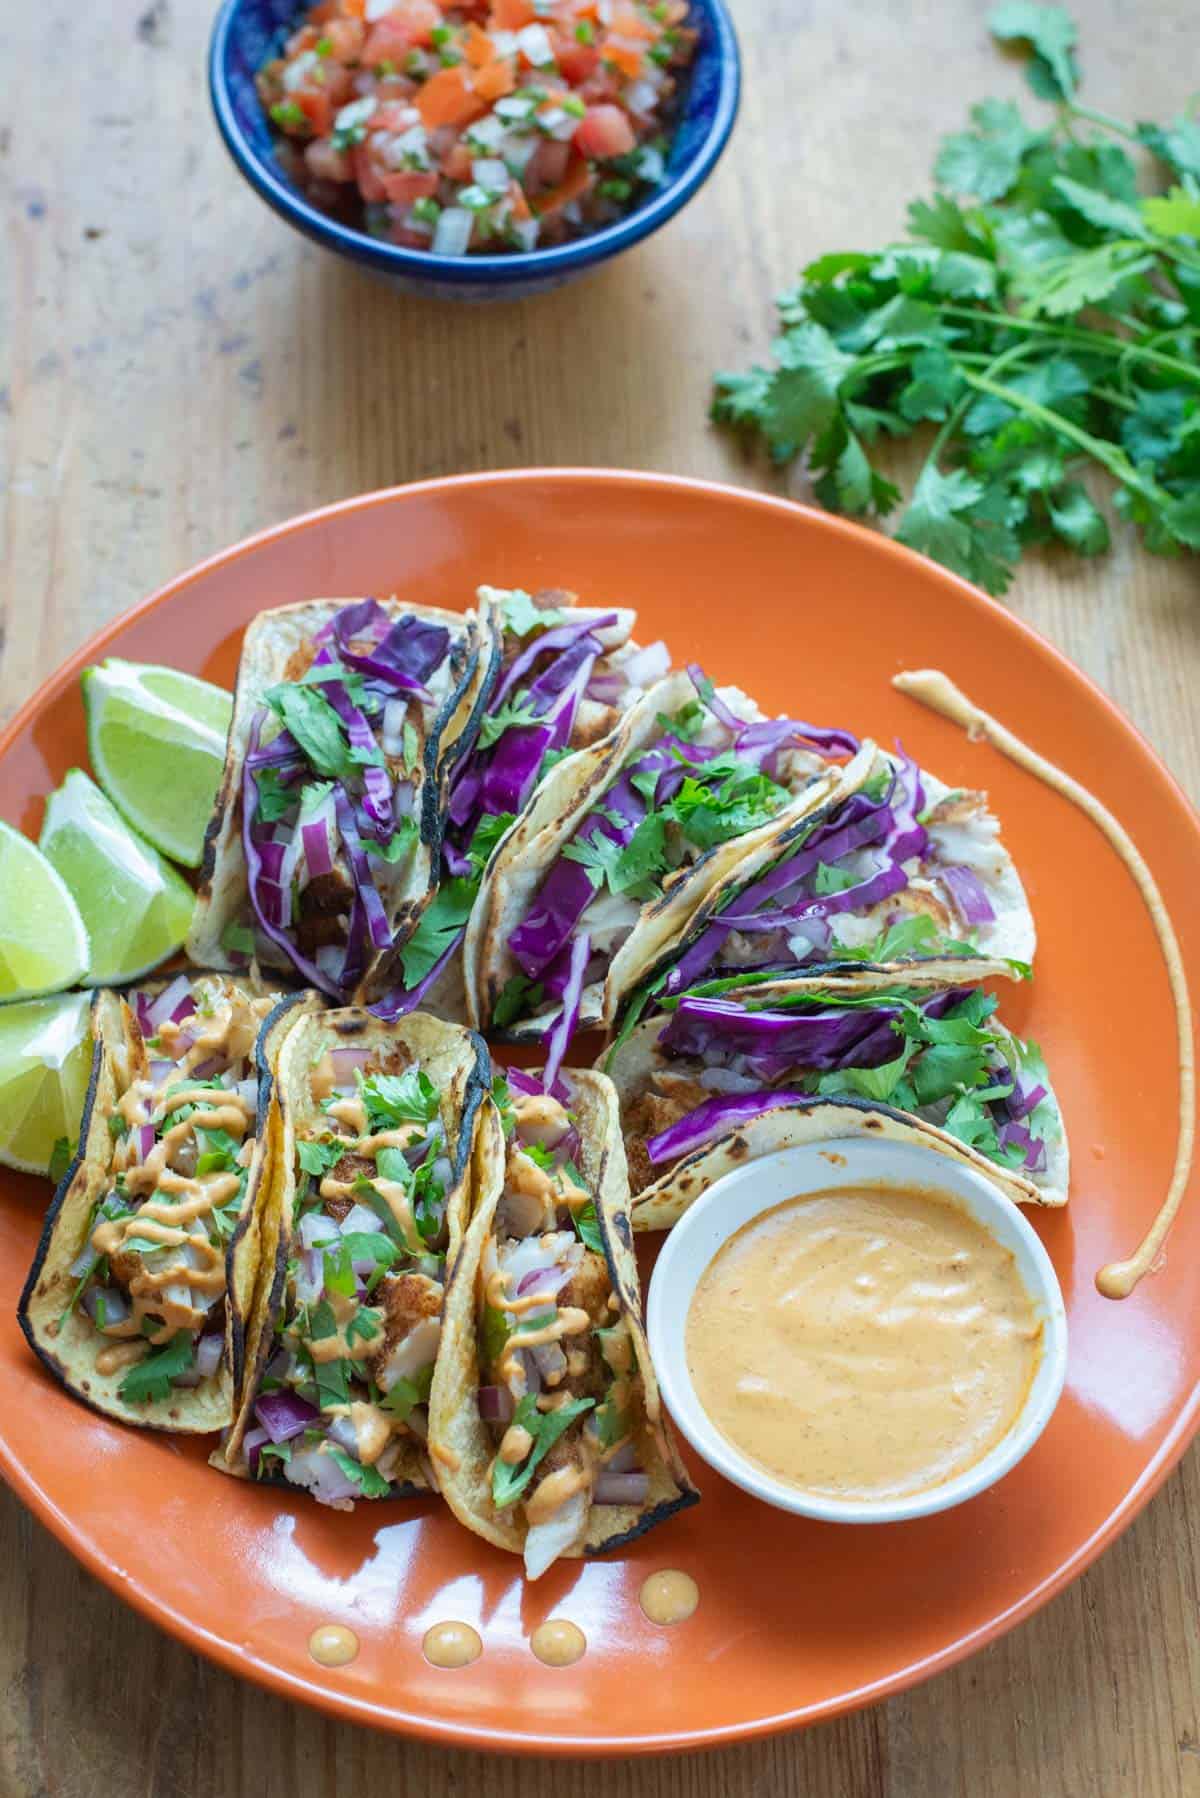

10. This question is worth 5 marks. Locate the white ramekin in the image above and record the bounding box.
[645,1136,1068,1524]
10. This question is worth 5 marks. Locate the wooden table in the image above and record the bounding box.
[4,0,1199,1790]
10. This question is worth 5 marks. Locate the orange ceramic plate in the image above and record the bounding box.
[1,471,1198,1754]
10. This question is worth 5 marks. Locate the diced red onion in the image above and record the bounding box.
[517,1263,570,1298]
[531,1341,567,1380]
[593,1472,650,1506]
[604,1439,639,1475]
[69,1243,99,1279]
[477,1384,515,1423]
[330,1046,372,1082]
[134,1123,156,1163]
[195,1332,225,1379]
[254,1389,320,1444]
[190,1055,224,1081]
[299,1211,342,1251]
[939,862,996,926]
[243,1424,270,1476]
[145,975,195,1033]
[339,1201,384,1236]
[328,1415,360,1457]
[148,1057,174,1086]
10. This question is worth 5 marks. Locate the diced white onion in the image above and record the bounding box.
[379,1317,442,1390]
[195,1333,225,1379]
[516,22,554,64]
[364,0,395,21]
[523,1488,588,1579]
[511,217,540,251]
[465,114,506,152]
[633,145,665,183]
[617,639,671,690]
[283,50,319,91]
[299,1211,341,1251]
[338,1201,385,1237]
[334,96,378,133]
[786,932,816,960]
[472,158,510,194]
[624,79,658,115]
[433,207,473,257]
[381,697,408,757]
[490,28,520,57]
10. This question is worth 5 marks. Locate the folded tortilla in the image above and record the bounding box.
[428,1066,698,1578]
[18,975,310,1432]
[380,583,648,1023]
[627,1095,1069,1233]
[188,597,498,1005]
[466,670,852,1040]
[215,1007,491,1507]
[604,739,1036,1034]
[606,966,1068,1217]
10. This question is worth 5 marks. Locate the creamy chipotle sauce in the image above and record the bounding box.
[686,1187,1043,1502]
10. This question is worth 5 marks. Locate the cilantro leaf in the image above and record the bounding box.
[493,973,543,1030]
[467,811,515,875]
[478,695,542,749]
[328,1447,391,1497]
[264,683,382,783]
[502,590,566,636]
[988,3,1078,101]
[1143,187,1200,241]
[571,1199,604,1254]
[297,1137,345,1179]
[491,1074,516,1138]
[118,1332,195,1404]
[399,877,476,987]
[48,1136,72,1185]
[491,1394,595,1509]
[380,1361,434,1421]
[359,1068,440,1132]
[254,766,297,823]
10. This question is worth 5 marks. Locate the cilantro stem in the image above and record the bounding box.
[1063,101,1142,146]
[936,305,1200,386]
[958,370,1171,506]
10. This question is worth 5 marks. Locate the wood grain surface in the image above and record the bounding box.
[3,0,1200,1791]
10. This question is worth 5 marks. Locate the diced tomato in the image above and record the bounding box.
[322,17,365,58]
[613,6,655,38]
[391,224,435,247]
[489,0,534,26]
[531,151,592,215]
[471,57,515,101]
[352,141,389,200]
[580,66,620,102]
[375,73,419,99]
[442,139,474,180]
[416,63,488,126]
[322,64,357,104]
[463,23,495,66]
[363,0,441,63]
[295,85,335,135]
[603,37,644,78]
[381,168,439,203]
[369,99,420,130]
[555,40,599,83]
[525,137,570,194]
[573,102,635,159]
[305,137,356,181]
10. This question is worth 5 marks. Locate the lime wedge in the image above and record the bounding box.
[84,658,231,867]
[0,821,90,1000]
[0,992,93,1175]
[39,770,196,984]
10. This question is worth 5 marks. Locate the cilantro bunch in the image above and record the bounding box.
[713,5,1200,593]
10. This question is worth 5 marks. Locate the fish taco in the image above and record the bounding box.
[605,968,1068,1221]
[188,597,498,1005]
[19,973,309,1432]
[467,664,861,1043]
[216,1008,491,1508]
[373,583,667,1021]
[429,1062,698,1580]
[607,739,1036,1037]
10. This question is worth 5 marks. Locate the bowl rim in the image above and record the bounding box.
[207,0,741,284]
[645,1137,1070,1525]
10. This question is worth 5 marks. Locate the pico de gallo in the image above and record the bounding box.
[257,0,697,253]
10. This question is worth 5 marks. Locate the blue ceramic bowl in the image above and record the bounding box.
[209,0,740,300]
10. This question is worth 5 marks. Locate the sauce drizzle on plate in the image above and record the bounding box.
[895,667,1195,1298]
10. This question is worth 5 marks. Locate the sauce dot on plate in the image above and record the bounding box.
[531,1618,587,1667]
[640,1570,699,1626]
[308,1624,359,1669]
[423,1621,482,1669]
